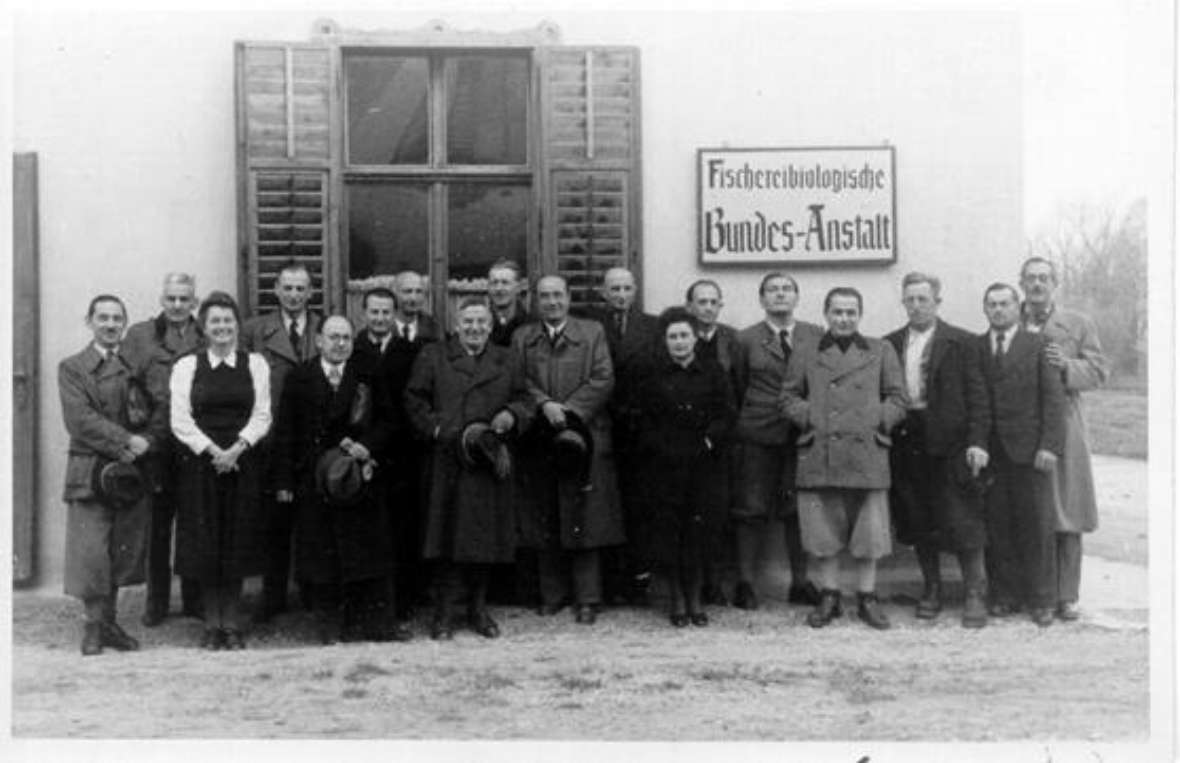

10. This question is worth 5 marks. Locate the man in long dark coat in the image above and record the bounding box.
[885,272,992,627]
[122,272,204,625]
[273,315,411,643]
[405,298,533,640]
[515,275,623,625]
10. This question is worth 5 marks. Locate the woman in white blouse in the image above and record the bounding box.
[170,291,271,650]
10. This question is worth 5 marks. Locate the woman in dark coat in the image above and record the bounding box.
[170,292,271,650]
[272,315,406,644]
[404,298,532,640]
[634,307,737,627]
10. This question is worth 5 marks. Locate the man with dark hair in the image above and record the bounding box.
[730,273,823,611]
[885,272,992,627]
[1019,257,1109,621]
[978,282,1066,627]
[782,286,907,630]
[242,259,321,622]
[514,275,623,624]
[487,260,531,347]
[583,267,659,605]
[122,272,205,626]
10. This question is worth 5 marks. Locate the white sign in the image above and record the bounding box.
[697,146,897,265]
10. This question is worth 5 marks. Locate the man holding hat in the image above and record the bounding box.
[405,298,533,640]
[273,315,410,643]
[59,294,167,655]
[513,275,623,625]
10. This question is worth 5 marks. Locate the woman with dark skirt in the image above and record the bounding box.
[170,292,271,650]
[634,307,737,628]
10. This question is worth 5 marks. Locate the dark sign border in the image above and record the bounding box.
[696,145,898,267]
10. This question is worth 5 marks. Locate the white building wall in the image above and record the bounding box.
[14,10,1022,587]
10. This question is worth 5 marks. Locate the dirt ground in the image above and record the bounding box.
[10,457,1152,741]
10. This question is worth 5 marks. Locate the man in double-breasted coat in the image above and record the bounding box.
[273,315,409,644]
[405,298,534,640]
[60,294,168,655]
[730,274,825,612]
[514,275,623,625]
[241,259,322,621]
[885,272,992,627]
[581,267,659,605]
[122,272,204,625]
[978,282,1067,627]
[1019,257,1109,621]
[781,287,907,631]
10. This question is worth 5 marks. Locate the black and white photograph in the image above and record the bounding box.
[3,0,1174,760]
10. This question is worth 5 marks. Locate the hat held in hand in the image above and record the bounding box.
[315,447,368,508]
[551,411,594,489]
[459,421,513,481]
[91,460,146,507]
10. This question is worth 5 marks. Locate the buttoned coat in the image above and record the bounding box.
[272,355,394,584]
[1023,305,1108,533]
[58,344,167,595]
[404,338,534,563]
[736,320,824,445]
[884,319,990,456]
[780,335,908,489]
[977,329,1067,464]
[696,323,744,397]
[513,317,624,549]
[582,304,660,433]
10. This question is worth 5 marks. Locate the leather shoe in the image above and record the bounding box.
[575,604,598,625]
[537,599,569,616]
[469,611,501,639]
[100,621,140,651]
[807,589,843,628]
[1030,608,1054,628]
[199,627,224,651]
[1056,601,1081,621]
[987,601,1020,617]
[857,592,891,630]
[788,580,822,606]
[689,612,709,628]
[141,604,167,628]
[962,587,988,629]
[430,618,455,641]
[222,628,246,650]
[81,622,104,656]
[700,582,728,607]
[669,613,689,628]
[915,583,942,620]
[733,581,759,611]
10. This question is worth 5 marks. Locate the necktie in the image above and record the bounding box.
[549,328,563,347]
[327,364,342,390]
[402,323,413,341]
[779,329,792,364]
[614,311,626,337]
[289,321,302,361]
[994,331,1006,369]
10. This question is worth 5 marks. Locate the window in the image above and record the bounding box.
[236,29,642,323]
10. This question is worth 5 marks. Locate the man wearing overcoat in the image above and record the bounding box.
[978,282,1066,627]
[1019,256,1109,620]
[272,316,410,643]
[514,275,623,624]
[122,272,205,625]
[781,287,907,630]
[731,273,823,610]
[885,272,992,627]
[241,259,322,621]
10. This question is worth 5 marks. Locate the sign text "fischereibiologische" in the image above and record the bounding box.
[706,159,888,194]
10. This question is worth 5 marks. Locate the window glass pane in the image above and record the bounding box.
[347,183,429,277]
[447,183,529,280]
[346,55,429,164]
[446,56,528,165]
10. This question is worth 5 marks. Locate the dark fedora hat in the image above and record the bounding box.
[459,421,513,480]
[551,412,594,486]
[91,460,146,507]
[314,447,367,508]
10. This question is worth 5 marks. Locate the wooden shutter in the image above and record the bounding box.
[537,46,642,310]
[235,42,335,316]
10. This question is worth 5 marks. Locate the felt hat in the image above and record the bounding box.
[315,447,367,508]
[91,460,146,507]
[551,411,594,485]
[459,421,513,480]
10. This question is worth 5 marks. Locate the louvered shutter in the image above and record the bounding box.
[538,46,642,310]
[236,42,335,316]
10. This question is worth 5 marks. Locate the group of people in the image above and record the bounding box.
[58,254,1107,655]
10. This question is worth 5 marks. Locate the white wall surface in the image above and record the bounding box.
[14,9,1022,587]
